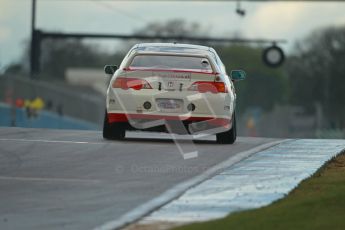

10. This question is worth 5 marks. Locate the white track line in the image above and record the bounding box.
[0,176,101,183]
[94,139,289,230]
[0,138,105,145]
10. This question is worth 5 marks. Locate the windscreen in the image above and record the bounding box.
[129,55,213,73]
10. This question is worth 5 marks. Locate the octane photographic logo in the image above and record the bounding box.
[111,71,230,160]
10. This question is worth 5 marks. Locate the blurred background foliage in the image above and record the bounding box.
[287,27,345,128]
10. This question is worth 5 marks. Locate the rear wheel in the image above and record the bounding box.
[103,111,126,140]
[216,112,237,144]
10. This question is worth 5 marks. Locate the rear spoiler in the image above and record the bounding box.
[123,51,219,74]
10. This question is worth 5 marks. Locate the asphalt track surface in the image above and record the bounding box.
[0,127,279,230]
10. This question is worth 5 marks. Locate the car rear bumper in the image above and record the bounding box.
[107,88,235,118]
[108,113,232,130]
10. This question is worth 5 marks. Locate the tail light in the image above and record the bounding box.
[112,77,152,90]
[188,81,227,93]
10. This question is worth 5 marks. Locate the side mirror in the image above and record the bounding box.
[230,70,246,81]
[104,65,117,75]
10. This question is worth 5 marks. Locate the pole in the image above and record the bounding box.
[30,0,36,78]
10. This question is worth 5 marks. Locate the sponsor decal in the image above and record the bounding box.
[156,73,191,81]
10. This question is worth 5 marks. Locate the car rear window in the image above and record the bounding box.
[129,55,213,72]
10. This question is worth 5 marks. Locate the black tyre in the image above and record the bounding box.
[103,111,126,140]
[216,112,237,144]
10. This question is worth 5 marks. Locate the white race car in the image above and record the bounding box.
[103,43,245,144]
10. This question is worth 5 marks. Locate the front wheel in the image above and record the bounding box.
[103,111,126,140]
[216,112,237,144]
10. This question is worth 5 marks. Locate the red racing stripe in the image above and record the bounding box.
[107,113,231,127]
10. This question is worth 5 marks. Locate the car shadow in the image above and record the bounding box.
[120,137,217,145]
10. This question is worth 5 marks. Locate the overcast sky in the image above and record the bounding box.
[1,0,345,72]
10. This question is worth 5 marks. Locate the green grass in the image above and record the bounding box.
[175,152,345,230]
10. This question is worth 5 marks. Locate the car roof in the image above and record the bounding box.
[137,43,210,49]
[134,43,212,53]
